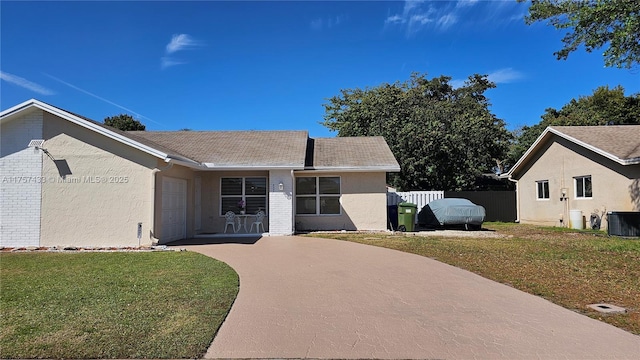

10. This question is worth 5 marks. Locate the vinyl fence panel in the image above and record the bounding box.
[387,191,444,225]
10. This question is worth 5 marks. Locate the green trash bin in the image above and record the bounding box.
[397,202,418,232]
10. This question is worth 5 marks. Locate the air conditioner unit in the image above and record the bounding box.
[607,212,640,237]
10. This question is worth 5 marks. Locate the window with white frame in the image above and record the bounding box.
[220,177,267,215]
[574,175,592,198]
[536,180,549,199]
[295,176,341,215]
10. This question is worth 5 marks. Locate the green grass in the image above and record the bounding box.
[305,223,640,335]
[0,251,239,359]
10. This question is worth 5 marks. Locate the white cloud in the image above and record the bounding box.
[0,71,55,95]
[328,15,346,28]
[487,68,525,84]
[161,57,186,69]
[166,34,202,54]
[456,0,479,8]
[385,14,404,24]
[386,0,454,36]
[436,14,457,30]
[410,14,432,26]
[310,18,323,31]
[162,34,203,70]
[403,0,425,16]
[386,0,525,36]
[310,15,346,31]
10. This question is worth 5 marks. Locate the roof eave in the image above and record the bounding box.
[1,99,170,161]
[505,127,554,180]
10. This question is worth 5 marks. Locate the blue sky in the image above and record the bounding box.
[1,1,638,138]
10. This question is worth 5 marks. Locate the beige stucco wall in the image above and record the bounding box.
[197,170,270,234]
[515,136,640,229]
[41,113,158,247]
[295,171,388,231]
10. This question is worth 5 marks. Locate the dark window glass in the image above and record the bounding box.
[245,178,266,195]
[221,178,242,195]
[584,177,592,197]
[296,177,341,215]
[296,197,316,214]
[221,196,242,214]
[246,197,266,214]
[221,177,267,215]
[320,196,340,214]
[296,177,316,195]
[319,177,340,194]
[575,176,592,198]
[537,181,549,199]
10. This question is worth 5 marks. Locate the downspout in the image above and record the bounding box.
[149,161,173,245]
[507,176,520,223]
[291,169,295,235]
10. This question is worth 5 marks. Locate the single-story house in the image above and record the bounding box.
[504,125,640,229]
[0,99,400,248]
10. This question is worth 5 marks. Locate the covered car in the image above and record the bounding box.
[418,198,485,230]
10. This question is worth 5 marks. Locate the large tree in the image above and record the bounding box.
[322,73,511,191]
[508,85,640,166]
[521,0,640,68]
[104,114,146,131]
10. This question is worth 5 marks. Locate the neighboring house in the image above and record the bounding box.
[0,99,399,248]
[504,125,640,229]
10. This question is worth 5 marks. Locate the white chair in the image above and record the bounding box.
[224,211,238,233]
[249,210,266,233]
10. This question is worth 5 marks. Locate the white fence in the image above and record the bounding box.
[387,191,444,212]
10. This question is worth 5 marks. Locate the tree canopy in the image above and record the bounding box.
[104,114,146,131]
[521,0,640,68]
[322,73,511,191]
[508,85,640,166]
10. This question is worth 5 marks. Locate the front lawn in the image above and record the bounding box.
[306,223,640,335]
[0,251,238,359]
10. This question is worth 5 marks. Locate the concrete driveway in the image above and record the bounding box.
[184,236,640,359]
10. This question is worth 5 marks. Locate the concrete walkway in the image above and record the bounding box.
[184,236,640,359]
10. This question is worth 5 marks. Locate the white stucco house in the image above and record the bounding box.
[0,99,400,248]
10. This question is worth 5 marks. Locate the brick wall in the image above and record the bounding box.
[0,110,43,247]
[268,170,294,235]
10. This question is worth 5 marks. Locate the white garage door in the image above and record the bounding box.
[161,177,187,242]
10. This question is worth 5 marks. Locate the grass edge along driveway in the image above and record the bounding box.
[0,251,239,359]
[306,222,640,335]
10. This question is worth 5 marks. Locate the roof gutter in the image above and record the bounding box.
[302,166,401,172]
[166,157,208,169]
[506,175,520,223]
[202,163,305,171]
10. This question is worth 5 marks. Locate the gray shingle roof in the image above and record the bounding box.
[306,136,400,171]
[507,125,640,179]
[550,125,640,161]
[129,130,309,168]
[4,99,400,172]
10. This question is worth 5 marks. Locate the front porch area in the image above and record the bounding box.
[156,168,295,244]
